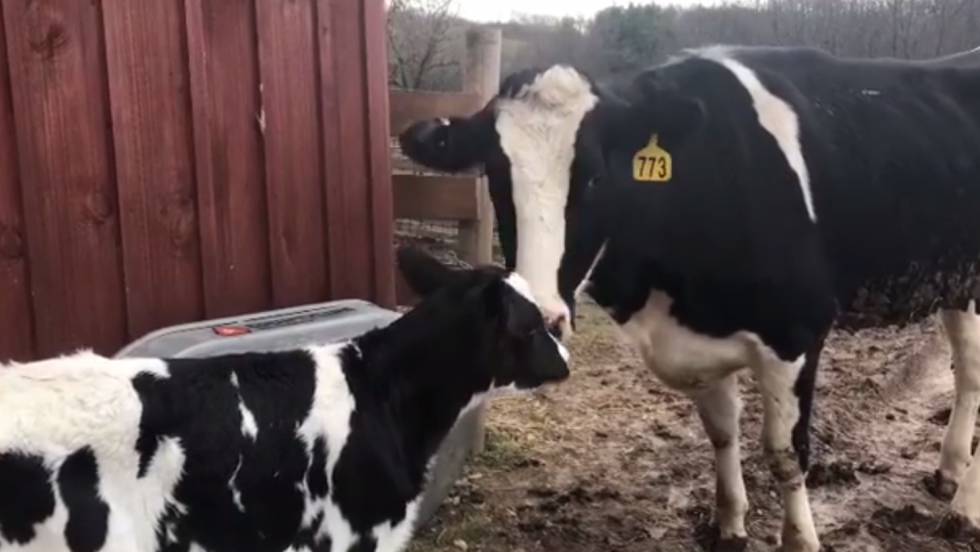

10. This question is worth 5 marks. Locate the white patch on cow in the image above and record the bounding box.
[698,49,817,222]
[300,345,359,551]
[229,456,245,512]
[495,66,599,322]
[941,305,980,525]
[372,497,421,552]
[239,402,259,441]
[620,291,755,392]
[574,241,607,301]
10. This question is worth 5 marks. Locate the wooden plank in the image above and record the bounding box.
[256,0,328,307]
[393,175,480,220]
[389,90,483,136]
[361,0,395,307]
[0,8,34,362]
[3,0,127,357]
[316,0,348,302]
[185,0,271,318]
[321,0,373,301]
[457,29,501,270]
[103,0,204,339]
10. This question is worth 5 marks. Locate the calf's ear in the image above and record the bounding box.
[482,279,541,338]
[397,247,462,297]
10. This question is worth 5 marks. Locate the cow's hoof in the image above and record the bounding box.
[778,530,820,552]
[936,512,980,542]
[923,471,958,501]
[714,536,748,552]
[695,523,748,552]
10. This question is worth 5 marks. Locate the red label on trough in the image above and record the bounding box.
[213,326,251,337]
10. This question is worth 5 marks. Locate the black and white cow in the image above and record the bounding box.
[400,45,980,551]
[0,248,569,552]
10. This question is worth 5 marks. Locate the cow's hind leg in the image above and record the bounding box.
[936,308,980,531]
[752,342,822,552]
[693,374,749,551]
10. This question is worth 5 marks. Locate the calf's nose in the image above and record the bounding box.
[545,313,568,340]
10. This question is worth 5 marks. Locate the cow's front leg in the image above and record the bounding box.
[753,343,822,552]
[692,374,749,551]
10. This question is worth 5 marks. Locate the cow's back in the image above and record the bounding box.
[726,48,980,325]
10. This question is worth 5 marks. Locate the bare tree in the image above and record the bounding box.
[387,0,461,90]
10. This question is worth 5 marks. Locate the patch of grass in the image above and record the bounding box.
[472,428,528,471]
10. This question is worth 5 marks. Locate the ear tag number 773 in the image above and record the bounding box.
[632,135,672,183]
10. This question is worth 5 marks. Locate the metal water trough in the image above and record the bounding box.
[114,299,477,527]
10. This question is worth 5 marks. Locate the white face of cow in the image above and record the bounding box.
[493,67,600,335]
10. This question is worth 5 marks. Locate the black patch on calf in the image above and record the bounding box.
[58,447,109,552]
[0,452,55,544]
[307,436,330,499]
[132,351,317,552]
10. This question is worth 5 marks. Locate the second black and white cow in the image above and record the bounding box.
[0,248,569,552]
[400,45,980,551]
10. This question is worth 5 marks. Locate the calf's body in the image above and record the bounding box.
[0,251,569,552]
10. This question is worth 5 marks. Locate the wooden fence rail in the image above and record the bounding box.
[0,0,394,363]
[390,28,502,306]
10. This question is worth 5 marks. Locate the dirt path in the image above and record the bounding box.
[409,300,980,552]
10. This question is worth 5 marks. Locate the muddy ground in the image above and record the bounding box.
[408,299,980,552]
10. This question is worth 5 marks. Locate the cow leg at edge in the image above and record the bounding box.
[936,307,980,531]
[753,341,823,552]
[692,373,749,551]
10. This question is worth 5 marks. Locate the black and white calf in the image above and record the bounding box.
[0,248,569,552]
[400,45,980,551]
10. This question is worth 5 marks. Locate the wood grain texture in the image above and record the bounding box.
[2,0,127,356]
[393,175,480,220]
[322,0,373,301]
[186,0,271,318]
[256,0,328,308]
[362,0,395,307]
[0,6,34,361]
[103,0,204,339]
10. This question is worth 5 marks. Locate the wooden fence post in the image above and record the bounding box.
[458,28,500,268]
[459,27,501,454]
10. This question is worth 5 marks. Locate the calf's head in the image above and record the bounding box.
[400,64,705,338]
[398,247,570,390]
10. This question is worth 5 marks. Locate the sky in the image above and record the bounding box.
[457,0,725,23]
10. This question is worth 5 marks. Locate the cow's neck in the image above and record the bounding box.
[350,310,493,461]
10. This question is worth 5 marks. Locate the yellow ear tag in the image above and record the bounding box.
[632,135,672,183]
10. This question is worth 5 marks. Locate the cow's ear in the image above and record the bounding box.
[398,107,497,173]
[601,72,707,152]
[397,247,462,296]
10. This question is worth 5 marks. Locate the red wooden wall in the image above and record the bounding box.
[0,0,394,362]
